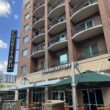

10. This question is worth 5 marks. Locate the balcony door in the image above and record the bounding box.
[82,88,104,110]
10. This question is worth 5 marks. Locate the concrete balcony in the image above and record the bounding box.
[32,29,45,44]
[33,0,44,16]
[32,16,44,29]
[72,16,103,42]
[48,0,65,19]
[48,16,66,35]
[71,0,98,23]
[48,33,67,51]
[31,43,45,58]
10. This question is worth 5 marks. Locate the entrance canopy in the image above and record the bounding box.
[52,70,110,87]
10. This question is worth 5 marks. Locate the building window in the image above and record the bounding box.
[25,13,30,20]
[37,59,45,71]
[23,36,29,44]
[80,20,93,31]
[25,2,31,9]
[21,65,27,74]
[58,53,68,64]
[22,49,28,57]
[83,43,99,58]
[18,90,27,102]
[59,33,66,41]
[24,24,30,31]
[32,88,44,103]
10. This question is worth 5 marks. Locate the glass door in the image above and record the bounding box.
[82,88,104,110]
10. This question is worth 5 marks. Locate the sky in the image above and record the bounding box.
[0,0,22,75]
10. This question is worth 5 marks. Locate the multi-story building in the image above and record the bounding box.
[16,0,110,109]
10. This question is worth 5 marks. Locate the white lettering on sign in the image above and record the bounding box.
[42,63,71,73]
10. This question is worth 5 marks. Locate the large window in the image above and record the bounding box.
[24,24,30,31]
[37,58,45,71]
[21,65,27,74]
[18,90,27,102]
[23,35,29,44]
[82,88,104,110]
[32,88,44,103]
[22,48,28,57]
[83,43,99,58]
[1,91,15,100]
[80,20,93,31]
[58,53,68,64]
[51,87,72,105]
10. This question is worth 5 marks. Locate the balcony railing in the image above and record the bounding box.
[49,16,65,29]
[72,0,97,14]
[32,42,45,53]
[73,15,102,35]
[77,49,107,61]
[33,0,44,11]
[32,29,45,38]
[48,33,67,46]
[33,16,44,24]
[48,0,64,14]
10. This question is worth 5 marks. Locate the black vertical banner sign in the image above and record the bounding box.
[7,30,17,72]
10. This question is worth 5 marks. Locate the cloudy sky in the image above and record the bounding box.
[0,0,22,75]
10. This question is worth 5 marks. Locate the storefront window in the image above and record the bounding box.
[82,88,104,110]
[18,90,26,102]
[32,88,44,103]
[0,91,15,100]
[51,86,72,105]
[83,43,99,58]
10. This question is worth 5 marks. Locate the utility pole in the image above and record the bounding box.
[71,62,77,110]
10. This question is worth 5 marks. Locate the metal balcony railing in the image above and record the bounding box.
[48,33,67,46]
[49,16,65,29]
[32,42,45,54]
[32,29,45,38]
[48,0,64,14]
[33,0,44,11]
[72,15,102,35]
[33,15,44,24]
[72,0,97,15]
[77,49,107,61]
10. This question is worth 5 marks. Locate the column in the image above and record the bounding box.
[15,90,18,101]
[45,87,49,102]
[26,89,30,104]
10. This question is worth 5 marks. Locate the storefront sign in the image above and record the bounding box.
[42,63,71,73]
[7,30,17,72]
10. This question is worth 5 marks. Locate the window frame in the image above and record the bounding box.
[22,48,28,57]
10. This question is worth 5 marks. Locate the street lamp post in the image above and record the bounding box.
[71,62,77,110]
